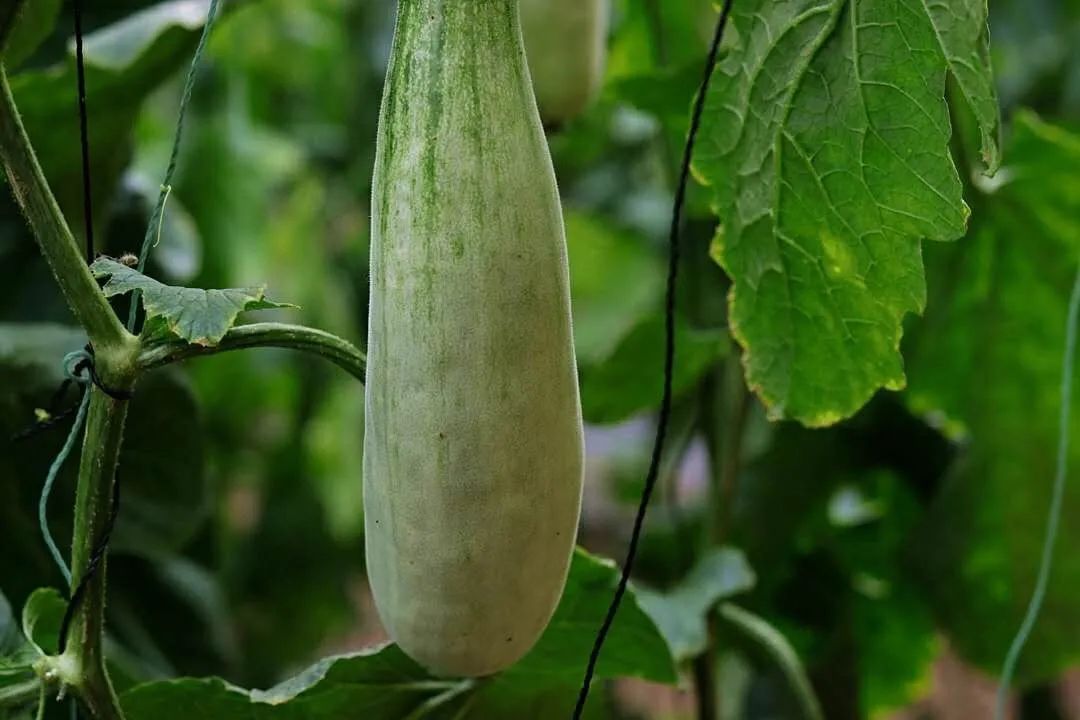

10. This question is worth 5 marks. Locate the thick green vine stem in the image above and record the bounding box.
[58,387,136,720]
[138,322,367,382]
[0,66,131,351]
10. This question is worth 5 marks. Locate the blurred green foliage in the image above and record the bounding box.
[2,1,1080,719]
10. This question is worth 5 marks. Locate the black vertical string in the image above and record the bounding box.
[73,0,94,263]
[571,1,735,717]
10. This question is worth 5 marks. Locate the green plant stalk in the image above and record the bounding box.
[659,395,702,585]
[710,362,751,546]
[691,361,751,720]
[690,372,723,720]
[60,388,134,720]
[0,67,129,350]
[137,322,367,382]
[691,643,718,720]
[718,604,824,720]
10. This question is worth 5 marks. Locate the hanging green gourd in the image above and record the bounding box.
[520,0,609,128]
[364,0,585,678]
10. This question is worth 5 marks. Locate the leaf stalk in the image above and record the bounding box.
[138,322,367,382]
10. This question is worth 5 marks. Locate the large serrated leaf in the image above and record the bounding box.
[696,0,1001,426]
[90,258,294,346]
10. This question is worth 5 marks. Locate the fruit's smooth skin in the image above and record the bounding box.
[365,0,585,678]
[520,0,608,127]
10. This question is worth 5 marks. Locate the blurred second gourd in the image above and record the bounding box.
[521,0,609,127]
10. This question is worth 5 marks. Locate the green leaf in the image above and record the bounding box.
[607,0,717,141]
[851,582,937,718]
[566,210,663,365]
[0,676,39,720]
[20,588,65,657]
[2,0,60,69]
[905,112,1080,685]
[696,0,1001,426]
[605,0,725,198]
[442,675,612,719]
[90,258,294,347]
[508,548,677,683]
[580,313,728,424]
[733,422,943,716]
[610,62,702,132]
[608,0,718,80]
[121,645,440,719]
[827,475,939,717]
[8,0,215,229]
[636,547,756,662]
[121,645,611,720]
[120,549,675,718]
[924,2,1002,171]
[79,1,211,70]
[987,0,1080,110]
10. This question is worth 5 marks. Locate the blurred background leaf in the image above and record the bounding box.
[3,0,1080,718]
[905,112,1080,687]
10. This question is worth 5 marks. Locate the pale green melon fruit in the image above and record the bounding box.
[520,0,608,127]
[365,0,585,678]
